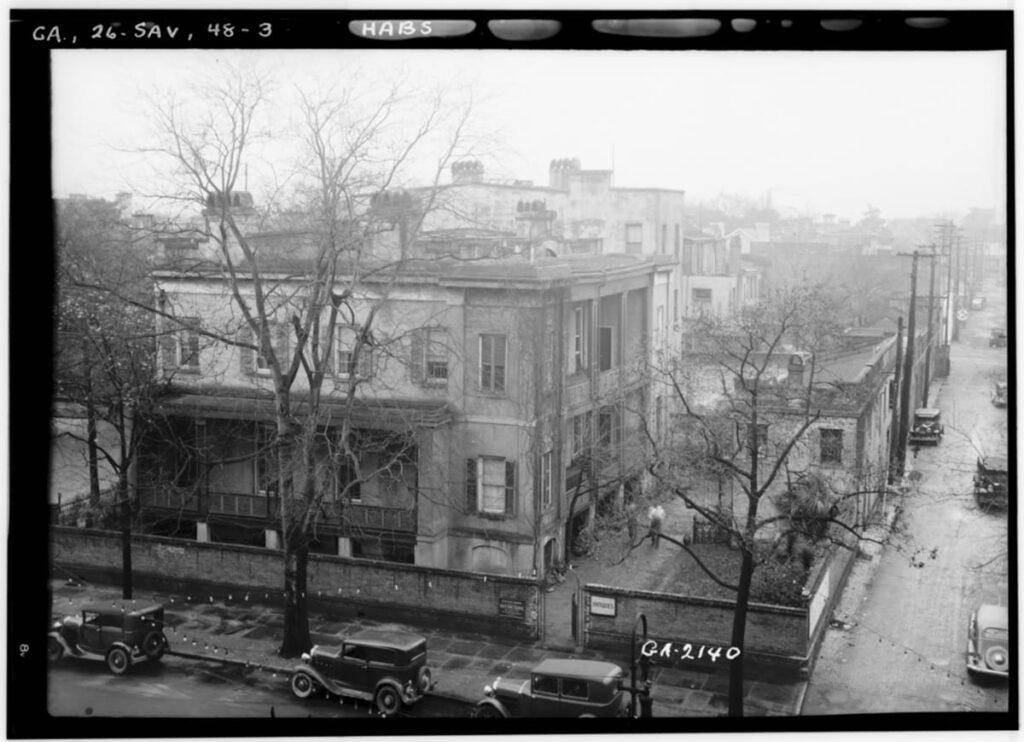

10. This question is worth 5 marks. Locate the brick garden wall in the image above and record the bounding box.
[50,527,541,639]
[582,584,808,679]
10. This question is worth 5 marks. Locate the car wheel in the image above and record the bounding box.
[375,685,401,717]
[106,646,130,675]
[473,704,504,719]
[417,667,433,693]
[290,671,317,699]
[985,646,1009,672]
[47,637,63,663]
[142,631,166,660]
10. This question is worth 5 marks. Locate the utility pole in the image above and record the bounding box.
[897,250,919,473]
[922,244,938,407]
[889,314,904,483]
[942,222,955,343]
[952,229,963,342]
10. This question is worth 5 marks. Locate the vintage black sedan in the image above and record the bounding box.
[47,602,167,675]
[473,658,627,718]
[908,408,944,446]
[290,629,435,717]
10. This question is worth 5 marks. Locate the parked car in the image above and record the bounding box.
[47,602,167,675]
[908,408,943,446]
[989,328,1007,348]
[967,604,1009,678]
[290,629,435,717]
[472,658,627,718]
[991,381,1008,408]
[973,455,1008,511]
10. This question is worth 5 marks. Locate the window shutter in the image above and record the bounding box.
[410,330,424,384]
[504,460,516,515]
[239,327,254,375]
[466,459,478,513]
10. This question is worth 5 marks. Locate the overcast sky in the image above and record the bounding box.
[52,48,1006,222]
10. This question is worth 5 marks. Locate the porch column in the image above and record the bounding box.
[265,529,280,549]
[337,537,352,557]
[196,521,210,543]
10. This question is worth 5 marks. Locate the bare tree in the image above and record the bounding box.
[55,195,166,598]
[598,285,899,716]
[142,65,478,656]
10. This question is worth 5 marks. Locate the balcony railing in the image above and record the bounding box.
[208,492,269,518]
[330,502,417,533]
[139,487,415,532]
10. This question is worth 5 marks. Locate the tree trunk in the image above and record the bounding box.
[120,478,133,599]
[280,537,312,657]
[728,546,755,717]
[86,396,101,504]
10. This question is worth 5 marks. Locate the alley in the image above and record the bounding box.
[802,287,1010,715]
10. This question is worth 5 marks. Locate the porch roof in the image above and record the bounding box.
[155,391,455,430]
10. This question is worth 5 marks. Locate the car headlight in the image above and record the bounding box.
[484,685,494,697]
[300,652,311,662]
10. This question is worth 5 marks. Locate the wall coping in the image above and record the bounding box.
[584,582,807,618]
[51,526,541,587]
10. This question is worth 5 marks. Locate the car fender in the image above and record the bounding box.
[475,698,510,717]
[292,664,334,691]
[375,677,405,698]
[48,631,74,655]
[109,640,144,662]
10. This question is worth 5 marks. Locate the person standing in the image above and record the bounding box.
[648,504,665,548]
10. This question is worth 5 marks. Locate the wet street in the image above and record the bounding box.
[47,655,368,718]
[803,286,1010,716]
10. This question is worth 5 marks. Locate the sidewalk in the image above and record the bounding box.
[51,562,803,717]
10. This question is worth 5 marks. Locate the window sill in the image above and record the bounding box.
[474,511,513,520]
[177,367,200,375]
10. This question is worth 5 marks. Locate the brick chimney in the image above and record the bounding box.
[451,160,485,184]
[548,157,580,190]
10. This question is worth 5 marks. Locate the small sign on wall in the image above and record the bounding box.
[590,595,616,616]
[498,598,526,619]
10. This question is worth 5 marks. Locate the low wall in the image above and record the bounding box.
[583,584,808,679]
[803,535,860,674]
[50,527,541,639]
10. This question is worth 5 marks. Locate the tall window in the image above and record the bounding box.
[541,451,553,508]
[625,223,643,253]
[571,412,591,461]
[466,457,515,515]
[178,318,201,370]
[673,289,679,321]
[820,428,843,464]
[479,333,507,393]
[598,407,619,451]
[256,322,289,375]
[738,422,769,458]
[661,224,667,254]
[255,424,277,496]
[572,305,589,373]
[425,327,449,383]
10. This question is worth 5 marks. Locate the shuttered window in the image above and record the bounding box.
[466,457,516,516]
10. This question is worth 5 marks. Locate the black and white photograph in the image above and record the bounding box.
[8,6,1014,738]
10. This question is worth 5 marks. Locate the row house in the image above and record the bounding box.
[142,235,672,576]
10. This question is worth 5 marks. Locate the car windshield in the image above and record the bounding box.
[983,627,1008,639]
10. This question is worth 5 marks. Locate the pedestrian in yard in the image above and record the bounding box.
[648,504,665,548]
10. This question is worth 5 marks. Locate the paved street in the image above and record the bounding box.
[803,286,1010,716]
